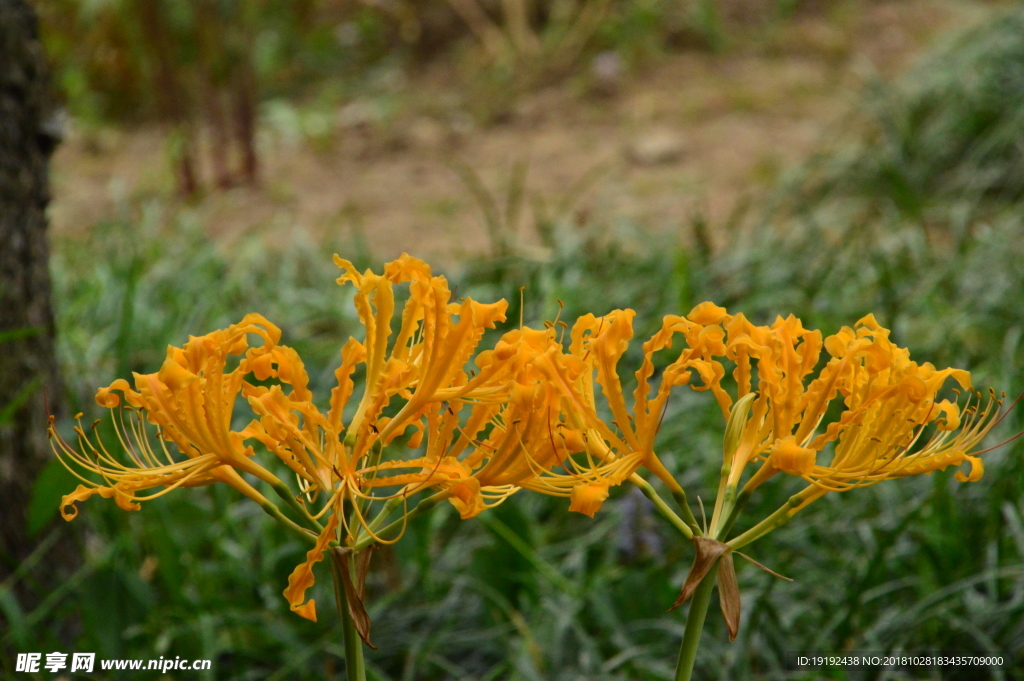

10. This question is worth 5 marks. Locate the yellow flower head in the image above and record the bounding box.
[491,302,737,517]
[679,310,1004,506]
[52,313,293,519]
[52,255,523,622]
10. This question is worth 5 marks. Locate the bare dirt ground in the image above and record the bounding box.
[48,0,990,264]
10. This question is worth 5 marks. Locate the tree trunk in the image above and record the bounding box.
[233,63,259,186]
[0,0,64,583]
[136,0,199,195]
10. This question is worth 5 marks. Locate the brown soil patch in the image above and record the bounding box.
[48,0,990,264]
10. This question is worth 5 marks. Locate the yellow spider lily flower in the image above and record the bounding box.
[512,303,1005,524]
[768,314,1001,498]
[246,255,517,616]
[518,302,738,516]
[51,254,522,623]
[51,313,296,519]
[568,482,610,518]
[667,310,1004,521]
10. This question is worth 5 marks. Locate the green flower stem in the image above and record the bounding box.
[716,488,751,540]
[368,496,404,532]
[669,488,704,536]
[257,499,318,545]
[674,562,719,681]
[717,463,783,541]
[331,555,366,681]
[268,478,325,534]
[352,490,450,551]
[727,492,808,551]
[630,474,694,539]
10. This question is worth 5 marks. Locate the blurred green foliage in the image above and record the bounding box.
[38,0,405,191]
[37,0,384,124]
[6,5,1024,681]
[38,0,815,127]
[712,8,1024,371]
[50,201,365,412]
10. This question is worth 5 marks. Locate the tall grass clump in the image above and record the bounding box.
[51,200,364,413]
[713,7,1024,370]
[449,158,695,347]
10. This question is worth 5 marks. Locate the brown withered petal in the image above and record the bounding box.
[669,537,731,611]
[717,553,740,641]
[330,547,378,650]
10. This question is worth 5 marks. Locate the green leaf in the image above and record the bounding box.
[27,457,79,536]
[0,376,43,425]
[0,585,28,648]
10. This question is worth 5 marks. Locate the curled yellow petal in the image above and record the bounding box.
[157,357,198,392]
[60,484,115,521]
[333,254,362,286]
[112,486,142,512]
[899,375,929,403]
[249,353,275,381]
[823,326,856,358]
[688,302,729,326]
[559,429,588,454]
[955,455,984,483]
[283,511,339,622]
[383,253,433,282]
[568,482,610,518]
[95,387,121,408]
[934,399,961,431]
[448,477,486,519]
[94,378,138,408]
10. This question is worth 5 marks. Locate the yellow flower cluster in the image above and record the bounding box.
[51,255,1005,621]
[514,302,1003,524]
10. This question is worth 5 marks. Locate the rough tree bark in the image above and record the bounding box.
[0,0,64,582]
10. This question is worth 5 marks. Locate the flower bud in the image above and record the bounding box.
[723,392,757,463]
